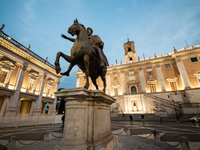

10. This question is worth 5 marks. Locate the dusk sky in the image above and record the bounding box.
[1,0,200,89]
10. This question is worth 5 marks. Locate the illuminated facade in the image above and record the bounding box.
[0,27,61,127]
[76,40,200,116]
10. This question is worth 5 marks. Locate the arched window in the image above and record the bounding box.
[128,48,131,52]
[131,86,137,93]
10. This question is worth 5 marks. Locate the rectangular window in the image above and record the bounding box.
[190,57,198,62]
[147,67,152,72]
[0,71,7,83]
[170,82,177,91]
[150,84,156,92]
[164,64,171,69]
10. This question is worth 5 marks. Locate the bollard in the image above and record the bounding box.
[7,136,16,150]
[179,136,191,150]
[124,126,130,136]
[153,130,160,142]
[44,130,50,141]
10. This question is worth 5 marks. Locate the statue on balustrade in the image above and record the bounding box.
[55,19,109,92]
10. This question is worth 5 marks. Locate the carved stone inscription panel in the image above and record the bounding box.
[97,109,110,135]
[65,108,85,140]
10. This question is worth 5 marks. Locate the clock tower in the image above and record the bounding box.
[124,40,137,62]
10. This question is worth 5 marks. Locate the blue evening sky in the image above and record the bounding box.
[1,0,200,89]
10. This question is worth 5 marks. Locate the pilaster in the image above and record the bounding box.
[176,59,191,89]
[120,71,126,94]
[155,65,166,91]
[138,68,146,92]
[33,73,47,116]
[29,101,35,116]
[51,80,59,115]
[76,75,80,87]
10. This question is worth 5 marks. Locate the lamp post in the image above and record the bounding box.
[172,99,180,122]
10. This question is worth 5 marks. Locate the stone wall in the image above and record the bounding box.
[185,88,200,103]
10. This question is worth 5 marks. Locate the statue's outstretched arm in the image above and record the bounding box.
[61,34,75,42]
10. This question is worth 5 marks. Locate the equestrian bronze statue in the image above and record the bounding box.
[54,19,109,92]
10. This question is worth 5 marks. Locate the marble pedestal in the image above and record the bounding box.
[54,88,117,150]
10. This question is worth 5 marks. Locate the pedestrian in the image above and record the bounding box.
[61,114,65,130]
[129,115,133,121]
[160,114,163,123]
[123,113,124,117]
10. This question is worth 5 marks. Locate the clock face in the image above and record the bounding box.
[127,52,133,57]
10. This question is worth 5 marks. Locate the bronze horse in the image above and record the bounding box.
[54,19,107,92]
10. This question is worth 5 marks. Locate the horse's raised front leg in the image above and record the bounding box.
[55,52,62,74]
[83,55,90,89]
[54,52,74,74]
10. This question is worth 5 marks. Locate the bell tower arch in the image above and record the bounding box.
[124,40,137,62]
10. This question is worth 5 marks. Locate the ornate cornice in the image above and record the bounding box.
[0,38,61,77]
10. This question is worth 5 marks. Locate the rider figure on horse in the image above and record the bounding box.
[86,27,109,68]
[61,26,109,68]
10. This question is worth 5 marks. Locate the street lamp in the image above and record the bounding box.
[172,100,180,122]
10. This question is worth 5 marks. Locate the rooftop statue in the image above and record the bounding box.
[55,19,109,92]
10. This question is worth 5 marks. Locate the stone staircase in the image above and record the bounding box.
[111,113,157,121]
[111,113,190,122]
[144,93,181,114]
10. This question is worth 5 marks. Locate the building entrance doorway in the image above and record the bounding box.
[131,86,137,93]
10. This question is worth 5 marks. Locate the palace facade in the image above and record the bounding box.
[76,40,200,116]
[0,27,61,127]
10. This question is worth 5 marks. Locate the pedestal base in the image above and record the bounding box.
[54,88,117,150]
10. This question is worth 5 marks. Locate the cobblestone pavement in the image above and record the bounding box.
[0,120,200,150]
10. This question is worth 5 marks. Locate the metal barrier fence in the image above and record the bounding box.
[2,127,191,150]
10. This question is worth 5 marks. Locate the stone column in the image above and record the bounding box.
[0,96,9,116]
[155,65,166,91]
[176,59,191,89]
[120,71,127,94]
[5,64,27,117]
[33,73,47,116]
[76,75,80,88]
[138,68,146,92]
[14,63,23,89]
[29,101,35,116]
[106,73,111,95]
[51,80,59,115]
[48,103,52,116]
